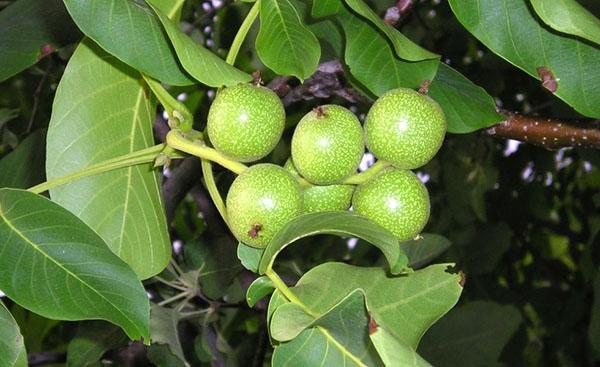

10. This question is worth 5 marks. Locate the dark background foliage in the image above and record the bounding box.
[0,0,599,366]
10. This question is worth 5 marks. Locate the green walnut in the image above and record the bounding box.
[291,105,364,185]
[207,84,285,162]
[364,88,446,169]
[304,184,354,213]
[285,158,353,213]
[352,168,430,241]
[226,163,302,248]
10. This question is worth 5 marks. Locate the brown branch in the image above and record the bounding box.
[485,113,600,149]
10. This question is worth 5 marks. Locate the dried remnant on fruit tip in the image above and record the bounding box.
[313,106,327,119]
[247,223,262,238]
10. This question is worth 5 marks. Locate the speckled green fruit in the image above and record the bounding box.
[365,88,446,169]
[352,168,430,241]
[226,164,302,248]
[291,105,364,184]
[207,84,285,162]
[304,184,354,213]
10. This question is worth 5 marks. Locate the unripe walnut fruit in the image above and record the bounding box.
[207,84,285,162]
[352,168,430,241]
[291,105,364,185]
[364,88,446,169]
[226,164,302,248]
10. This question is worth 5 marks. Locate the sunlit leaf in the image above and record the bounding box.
[0,188,150,340]
[246,276,274,307]
[449,0,600,118]
[256,0,321,80]
[531,0,600,46]
[46,40,171,279]
[62,0,194,85]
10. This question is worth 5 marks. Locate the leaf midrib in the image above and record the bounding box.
[0,199,141,337]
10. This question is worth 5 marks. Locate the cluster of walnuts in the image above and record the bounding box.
[206,83,447,248]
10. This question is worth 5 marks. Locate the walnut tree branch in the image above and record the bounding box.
[484,112,600,149]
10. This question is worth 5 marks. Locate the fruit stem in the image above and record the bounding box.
[265,269,317,317]
[144,75,193,132]
[342,160,391,185]
[201,158,230,225]
[166,130,248,174]
[28,144,173,194]
[225,0,260,66]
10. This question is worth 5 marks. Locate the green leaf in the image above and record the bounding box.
[270,302,315,342]
[0,0,79,82]
[0,301,27,367]
[531,0,600,46]
[271,290,383,366]
[370,327,431,367]
[335,2,439,95]
[418,301,522,366]
[342,0,438,61]
[237,242,264,273]
[147,343,187,367]
[150,5,252,87]
[269,262,463,349]
[183,239,242,299]
[462,222,513,275]
[67,321,126,367]
[258,212,409,275]
[0,129,46,189]
[256,0,321,81]
[62,0,194,86]
[150,305,186,363]
[400,233,452,268]
[449,0,600,118]
[0,188,150,340]
[246,276,274,307]
[428,64,503,134]
[46,40,171,280]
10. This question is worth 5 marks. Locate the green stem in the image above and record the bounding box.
[166,130,247,174]
[158,291,190,306]
[167,0,186,20]
[144,75,193,132]
[28,144,166,194]
[342,160,391,185]
[225,0,260,66]
[265,269,316,317]
[201,159,229,225]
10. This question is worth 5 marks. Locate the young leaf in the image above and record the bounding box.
[256,0,321,81]
[46,40,171,280]
[271,290,384,366]
[67,321,126,367]
[0,188,150,340]
[400,233,452,268]
[258,212,409,275]
[336,3,439,94]
[0,129,46,189]
[0,0,79,82]
[0,301,27,367]
[418,301,522,366]
[62,0,194,86]
[268,262,462,349]
[370,327,431,367]
[246,276,275,307]
[150,305,186,363]
[428,64,503,134]
[449,0,600,119]
[150,5,252,87]
[237,242,264,273]
[343,0,438,61]
[530,0,600,46]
